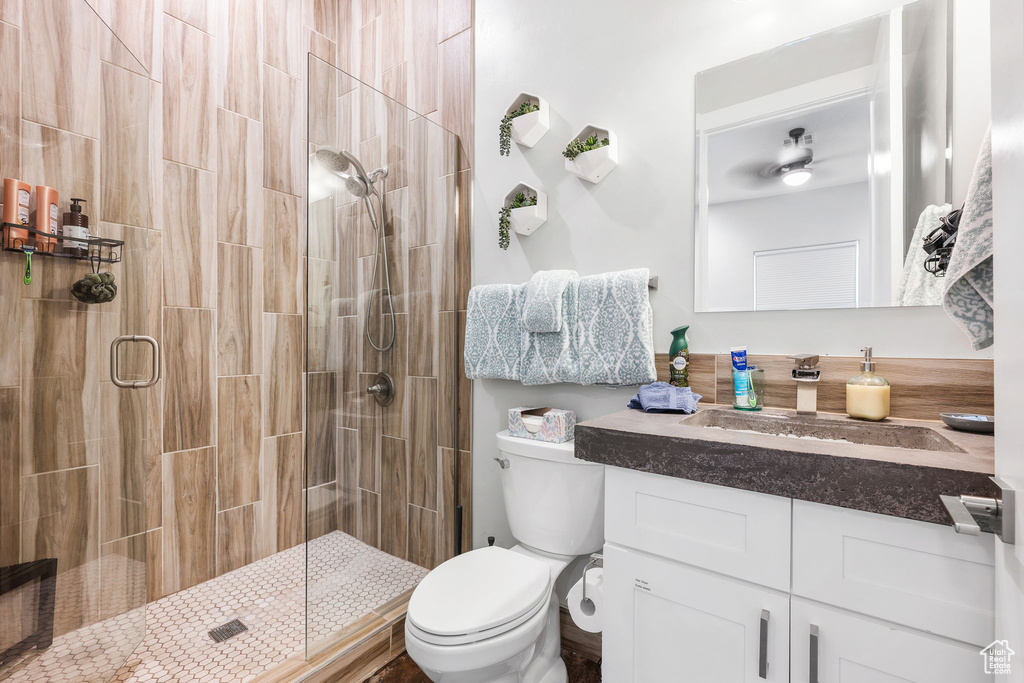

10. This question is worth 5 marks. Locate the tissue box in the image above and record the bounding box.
[508,407,576,443]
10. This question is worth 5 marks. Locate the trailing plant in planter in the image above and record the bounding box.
[563,134,610,161]
[499,101,540,156]
[498,192,538,250]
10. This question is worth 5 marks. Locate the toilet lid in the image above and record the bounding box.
[407,546,551,638]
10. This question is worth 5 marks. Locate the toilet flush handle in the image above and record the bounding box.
[493,457,510,469]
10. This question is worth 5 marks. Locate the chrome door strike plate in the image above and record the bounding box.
[940,476,1015,544]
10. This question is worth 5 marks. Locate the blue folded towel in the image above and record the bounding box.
[521,276,580,385]
[464,284,525,380]
[577,268,657,386]
[628,382,702,414]
[523,270,578,333]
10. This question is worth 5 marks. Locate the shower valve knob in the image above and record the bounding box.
[365,372,395,407]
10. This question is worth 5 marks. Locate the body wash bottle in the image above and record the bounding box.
[846,347,890,421]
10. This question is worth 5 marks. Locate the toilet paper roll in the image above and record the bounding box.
[567,567,604,633]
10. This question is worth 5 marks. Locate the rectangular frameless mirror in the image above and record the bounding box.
[693,0,991,312]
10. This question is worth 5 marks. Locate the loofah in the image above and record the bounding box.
[71,271,117,304]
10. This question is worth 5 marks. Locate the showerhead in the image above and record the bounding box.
[311,146,374,197]
[312,146,351,174]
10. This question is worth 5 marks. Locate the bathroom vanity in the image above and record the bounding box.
[577,408,996,682]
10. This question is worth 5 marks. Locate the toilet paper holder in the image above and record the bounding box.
[581,553,604,606]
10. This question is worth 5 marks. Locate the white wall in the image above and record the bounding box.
[471,0,994,550]
[707,183,872,311]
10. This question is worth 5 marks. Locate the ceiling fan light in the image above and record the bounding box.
[782,166,812,187]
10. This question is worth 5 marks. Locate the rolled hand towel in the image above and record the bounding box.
[628,382,702,414]
[522,270,578,333]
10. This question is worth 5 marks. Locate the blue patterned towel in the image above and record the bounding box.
[465,284,525,380]
[577,268,657,386]
[943,128,993,350]
[628,382,702,414]
[523,270,578,333]
[521,276,580,385]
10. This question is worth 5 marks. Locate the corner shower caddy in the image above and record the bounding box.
[564,124,618,183]
[0,222,124,263]
[505,183,548,236]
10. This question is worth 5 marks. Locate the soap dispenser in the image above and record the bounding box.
[846,347,890,421]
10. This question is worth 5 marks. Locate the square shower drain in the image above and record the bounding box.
[208,619,248,643]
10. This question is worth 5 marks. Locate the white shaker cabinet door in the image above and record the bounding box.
[790,598,992,683]
[603,544,790,683]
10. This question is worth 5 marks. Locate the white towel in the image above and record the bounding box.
[897,204,951,307]
[943,128,994,350]
[464,284,524,380]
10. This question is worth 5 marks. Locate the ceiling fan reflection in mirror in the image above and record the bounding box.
[726,126,816,188]
[779,128,813,186]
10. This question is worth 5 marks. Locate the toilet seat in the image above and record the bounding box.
[407,546,552,646]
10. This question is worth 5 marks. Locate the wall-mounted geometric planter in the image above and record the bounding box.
[564,124,618,184]
[507,93,550,148]
[505,183,548,236]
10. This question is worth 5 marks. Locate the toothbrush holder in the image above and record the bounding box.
[732,367,765,411]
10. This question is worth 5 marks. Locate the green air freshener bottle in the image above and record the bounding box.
[669,325,690,387]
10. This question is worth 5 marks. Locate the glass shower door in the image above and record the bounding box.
[305,56,460,658]
[0,1,154,680]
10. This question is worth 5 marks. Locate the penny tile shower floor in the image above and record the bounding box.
[4,532,428,683]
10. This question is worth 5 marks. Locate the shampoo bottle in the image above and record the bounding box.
[846,347,890,421]
[34,185,59,252]
[669,325,690,387]
[3,178,31,243]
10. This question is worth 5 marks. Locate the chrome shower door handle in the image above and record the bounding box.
[110,335,160,389]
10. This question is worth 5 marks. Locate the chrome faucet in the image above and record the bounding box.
[788,354,821,415]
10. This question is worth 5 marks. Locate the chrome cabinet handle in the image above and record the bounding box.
[110,335,160,389]
[809,624,819,683]
[759,609,769,678]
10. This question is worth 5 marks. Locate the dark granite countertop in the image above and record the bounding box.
[575,406,996,525]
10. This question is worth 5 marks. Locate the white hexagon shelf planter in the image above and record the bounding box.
[505,183,548,236]
[564,124,618,183]
[507,93,550,148]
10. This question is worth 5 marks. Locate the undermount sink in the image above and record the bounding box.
[683,409,965,453]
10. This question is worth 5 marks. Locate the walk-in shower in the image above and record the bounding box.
[0,8,461,677]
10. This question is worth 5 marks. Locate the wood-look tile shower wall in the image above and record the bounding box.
[0,0,473,639]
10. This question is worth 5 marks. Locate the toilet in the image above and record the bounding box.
[404,431,605,683]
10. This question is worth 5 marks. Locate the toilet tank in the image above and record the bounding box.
[495,431,605,556]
